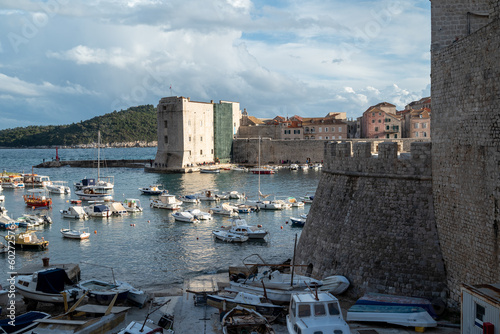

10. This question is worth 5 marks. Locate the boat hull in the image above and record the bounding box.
[346,305,438,327]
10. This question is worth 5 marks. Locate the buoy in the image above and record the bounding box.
[257,224,262,228]
[130,224,136,227]
[285,221,289,224]
[196,237,199,240]
[32,206,35,210]
[147,220,150,223]
[94,230,97,234]
[280,226,283,229]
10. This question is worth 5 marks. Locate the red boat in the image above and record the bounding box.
[251,168,275,174]
[23,189,52,208]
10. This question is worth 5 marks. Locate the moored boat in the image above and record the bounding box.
[5,230,48,250]
[212,230,249,243]
[109,202,128,216]
[84,203,112,218]
[172,211,198,222]
[289,216,306,227]
[223,218,268,239]
[138,184,164,195]
[23,189,52,208]
[186,208,213,220]
[60,225,90,240]
[0,311,50,334]
[75,185,113,202]
[46,180,71,194]
[150,193,183,210]
[210,203,238,216]
[123,198,143,212]
[60,205,88,219]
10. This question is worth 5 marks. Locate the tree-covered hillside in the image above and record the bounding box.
[0,105,157,147]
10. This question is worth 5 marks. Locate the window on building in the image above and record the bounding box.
[164,120,168,128]
[200,136,203,141]
[372,113,375,116]
[415,132,419,137]
[338,135,342,139]
[372,120,375,123]
[294,130,300,134]
[200,121,203,127]
[386,134,390,138]
[423,123,428,128]
[200,150,203,155]
[379,112,382,116]
[325,136,329,139]
[423,132,427,137]
[338,127,341,132]
[375,127,379,131]
[325,127,328,132]
[319,128,322,133]
[414,123,419,129]
[189,136,191,142]
[319,136,322,139]
[386,125,390,130]
[378,119,381,123]
[164,136,168,144]
[332,136,335,139]
[162,105,166,111]
[475,303,485,328]
[188,120,191,126]
[211,149,213,154]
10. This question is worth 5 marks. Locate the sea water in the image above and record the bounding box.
[0,147,320,290]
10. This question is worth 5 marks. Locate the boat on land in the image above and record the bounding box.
[346,304,437,328]
[287,291,350,334]
[23,188,52,208]
[352,292,437,318]
[46,180,71,194]
[221,306,275,334]
[60,205,89,219]
[207,291,285,321]
[138,184,164,195]
[186,208,213,220]
[150,193,183,210]
[212,230,249,243]
[60,225,90,240]
[84,203,112,218]
[223,218,268,239]
[171,211,198,222]
[77,279,130,305]
[15,268,85,304]
[5,230,48,250]
[31,294,129,334]
[123,198,143,212]
[0,311,51,333]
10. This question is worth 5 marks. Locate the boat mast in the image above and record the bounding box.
[258,136,261,199]
[97,130,100,181]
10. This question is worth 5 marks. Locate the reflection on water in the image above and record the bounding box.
[0,148,320,289]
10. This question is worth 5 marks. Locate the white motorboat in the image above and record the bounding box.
[186,208,213,220]
[1,175,25,188]
[46,180,71,194]
[197,189,221,201]
[115,280,150,308]
[84,203,112,218]
[138,184,164,195]
[212,230,249,243]
[77,279,130,304]
[179,194,200,203]
[0,214,19,230]
[346,304,437,328]
[227,190,246,200]
[123,198,143,212]
[15,268,85,304]
[150,193,183,210]
[223,218,268,239]
[301,194,314,203]
[231,166,248,172]
[210,203,238,216]
[200,168,220,173]
[0,194,4,202]
[60,205,89,219]
[287,291,351,334]
[256,200,283,210]
[171,211,197,222]
[61,226,90,239]
[109,202,129,216]
[75,185,113,201]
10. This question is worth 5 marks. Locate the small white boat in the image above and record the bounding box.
[289,164,299,170]
[228,190,246,199]
[123,198,143,212]
[231,166,248,172]
[210,203,238,216]
[84,203,112,218]
[186,208,213,220]
[200,168,220,173]
[256,200,283,210]
[287,291,350,334]
[346,304,437,328]
[223,218,268,239]
[197,189,221,202]
[0,195,4,202]
[301,194,314,203]
[61,226,90,239]
[150,193,183,210]
[179,194,200,203]
[212,230,249,243]
[138,184,164,195]
[46,180,71,194]
[75,185,113,202]
[15,268,85,304]
[60,205,89,219]
[77,279,130,304]
[172,211,197,222]
[109,202,129,216]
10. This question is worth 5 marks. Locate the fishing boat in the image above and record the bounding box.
[287,291,351,334]
[150,193,183,210]
[84,203,112,218]
[5,230,48,250]
[122,198,143,212]
[186,208,212,220]
[211,203,238,216]
[77,279,130,304]
[223,218,268,239]
[46,180,71,194]
[0,311,51,334]
[289,216,306,227]
[23,188,52,208]
[138,184,164,195]
[1,175,25,188]
[346,304,437,328]
[60,224,90,240]
[75,185,113,201]
[212,230,249,243]
[60,205,89,219]
[221,306,275,334]
[171,211,198,222]
[207,291,285,321]
[15,268,85,303]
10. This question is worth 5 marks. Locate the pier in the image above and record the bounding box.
[35,159,151,168]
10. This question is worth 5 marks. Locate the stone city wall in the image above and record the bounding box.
[431,15,500,304]
[294,141,448,301]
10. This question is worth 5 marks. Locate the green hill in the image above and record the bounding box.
[0,105,157,147]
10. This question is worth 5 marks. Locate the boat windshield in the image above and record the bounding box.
[328,302,340,315]
[314,303,326,316]
[298,304,311,318]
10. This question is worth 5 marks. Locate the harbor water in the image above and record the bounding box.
[0,147,320,290]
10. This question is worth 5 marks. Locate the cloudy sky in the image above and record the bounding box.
[0,0,431,130]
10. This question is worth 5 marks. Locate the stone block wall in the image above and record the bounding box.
[431,12,500,303]
[295,141,447,300]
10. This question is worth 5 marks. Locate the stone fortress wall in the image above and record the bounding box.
[294,141,447,301]
[431,0,500,304]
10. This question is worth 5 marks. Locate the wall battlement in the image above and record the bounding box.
[323,141,432,179]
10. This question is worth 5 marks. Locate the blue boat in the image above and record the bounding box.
[354,292,438,318]
[0,311,50,334]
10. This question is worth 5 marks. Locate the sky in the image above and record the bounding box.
[0,0,431,130]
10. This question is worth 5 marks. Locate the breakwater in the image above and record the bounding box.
[35,159,151,168]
